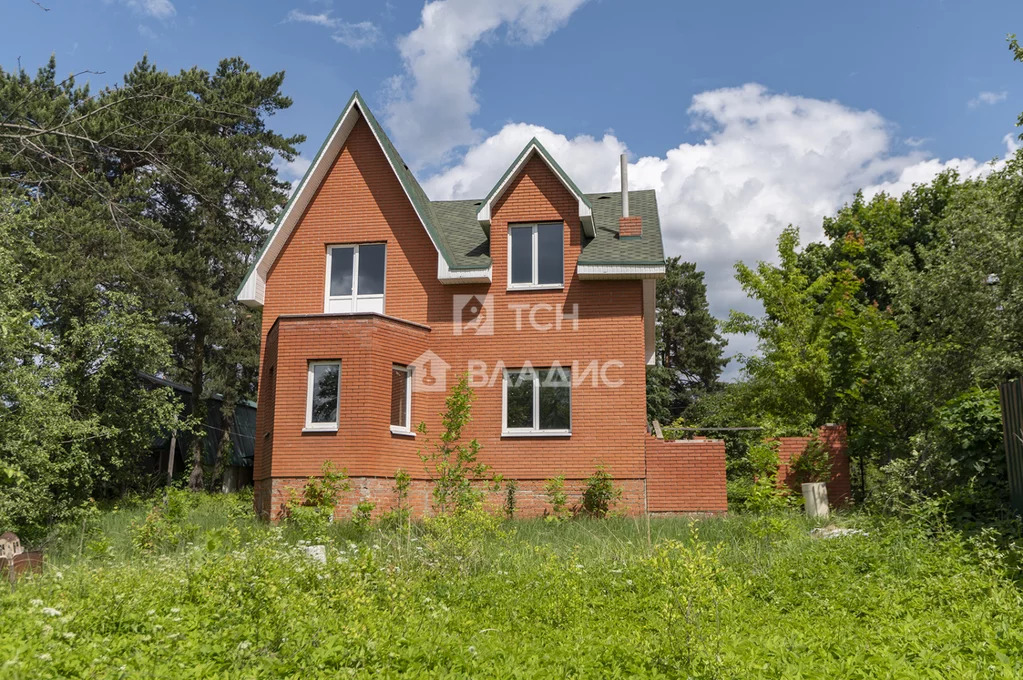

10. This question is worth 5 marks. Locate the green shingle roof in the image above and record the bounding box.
[579,189,665,265]
[427,189,664,269]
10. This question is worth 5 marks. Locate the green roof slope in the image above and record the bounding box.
[579,189,665,265]
[427,189,663,269]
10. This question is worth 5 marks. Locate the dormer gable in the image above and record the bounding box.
[475,138,595,238]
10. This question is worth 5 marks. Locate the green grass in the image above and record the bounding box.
[2,494,1022,678]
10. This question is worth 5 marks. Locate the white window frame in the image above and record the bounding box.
[305,360,341,432]
[507,222,563,290]
[324,243,386,313]
[501,367,572,437]
[390,364,414,436]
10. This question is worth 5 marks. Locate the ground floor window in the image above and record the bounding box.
[503,366,571,435]
[306,361,341,430]
[390,364,412,433]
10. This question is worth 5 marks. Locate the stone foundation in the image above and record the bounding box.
[254,476,647,521]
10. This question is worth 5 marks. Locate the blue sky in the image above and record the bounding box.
[4,0,1023,369]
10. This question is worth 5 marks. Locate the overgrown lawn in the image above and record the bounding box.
[1,495,1022,678]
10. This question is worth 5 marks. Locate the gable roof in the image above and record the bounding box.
[475,138,595,237]
[237,93,664,307]
[237,91,489,307]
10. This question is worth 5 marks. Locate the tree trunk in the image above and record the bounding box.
[188,325,207,491]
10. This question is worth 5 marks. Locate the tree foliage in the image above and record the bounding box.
[646,257,727,423]
[0,54,301,536]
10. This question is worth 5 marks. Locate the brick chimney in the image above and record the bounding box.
[618,153,641,238]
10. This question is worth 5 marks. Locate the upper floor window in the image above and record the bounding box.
[508,222,563,289]
[326,243,385,313]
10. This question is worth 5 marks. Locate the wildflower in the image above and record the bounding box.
[38,654,52,662]
[237,641,251,651]
[147,609,156,616]
[575,564,584,569]
[30,599,43,607]
[41,608,61,617]
[62,632,75,640]
[468,645,477,656]
[170,607,180,614]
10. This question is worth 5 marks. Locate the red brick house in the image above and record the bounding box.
[238,91,727,519]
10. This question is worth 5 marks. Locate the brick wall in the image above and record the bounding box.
[254,117,651,519]
[645,436,728,513]
[255,475,646,521]
[775,424,851,506]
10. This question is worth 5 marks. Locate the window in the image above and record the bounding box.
[390,364,413,434]
[325,243,386,313]
[306,361,341,430]
[503,366,571,435]
[508,222,563,289]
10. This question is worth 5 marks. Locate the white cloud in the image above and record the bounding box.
[385,0,588,169]
[423,83,1010,376]
[969,90,1008,108]
[111,0,175,19]
[286,9,381,49]
[137,24,157,40]
[861,134,1015,199]
[278,155,311,192]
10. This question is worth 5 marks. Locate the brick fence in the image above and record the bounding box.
[774,424,851,506]
[645,436,728,513]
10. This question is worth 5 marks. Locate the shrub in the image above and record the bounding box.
[544,475,569,521]
[870,387,1007,522]
[381,469,412,530]
[790,435,832,483]
[504,479,518,519]
[740,441,794,513]
[581,467,622,518]
[351,501,375,530]
[649,529,725,674]
[419,374,496,515]
[284,462,350,541]
[129,488,198,553]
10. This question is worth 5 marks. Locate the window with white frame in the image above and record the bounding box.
[503,366,571,435]
[390,364,412,433]
[508,222,563,289]
[306,361,341,430]
[325,243,386,313]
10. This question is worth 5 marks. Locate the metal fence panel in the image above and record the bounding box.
[997,380,1023,515]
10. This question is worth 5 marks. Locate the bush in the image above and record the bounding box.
[581,467,622,518]
[544,475,569,521]
[380,469,412,530]
[733,441,794,513]
[790,435,832,483]
[504,479,518,519]
[869,387,1007,522]
[419,374,496,514]
[283,462,350,541]
[129,488,199,553]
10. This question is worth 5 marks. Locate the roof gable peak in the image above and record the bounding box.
[236,91,489,307]
[476,137,595,237]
